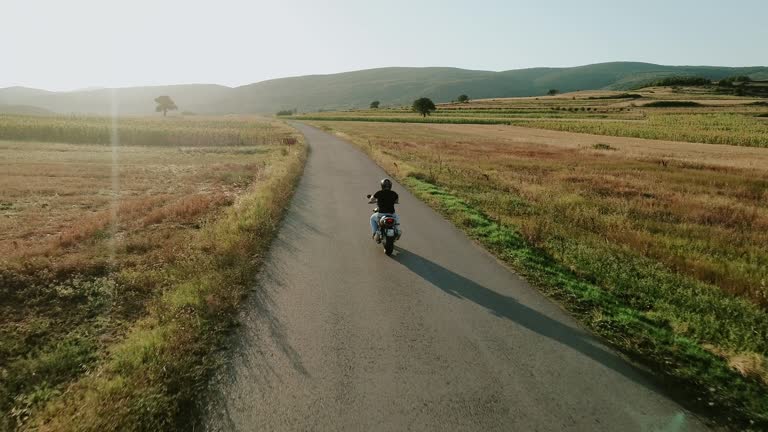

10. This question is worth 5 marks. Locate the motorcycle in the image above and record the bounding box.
[367,194,400,256]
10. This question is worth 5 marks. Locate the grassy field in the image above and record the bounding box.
[310,120,768,428]
[0,114,289,147]
[293,87,768,148]
[0,115,305,431]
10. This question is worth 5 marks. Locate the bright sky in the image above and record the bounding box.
[3,0,767,91]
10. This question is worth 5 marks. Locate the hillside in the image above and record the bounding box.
[0,104,53,116]
[2,62,767,114]
[0,85,232,116]
[217,63,768,112]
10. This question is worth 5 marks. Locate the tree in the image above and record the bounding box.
[731,75,752,83]
[370,100,380,109]
[412,97,436,117]
[547,89,559,96]
[457,94,469,103]
[155,96,178,116]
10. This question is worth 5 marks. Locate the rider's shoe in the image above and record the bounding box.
[373,232,381,243]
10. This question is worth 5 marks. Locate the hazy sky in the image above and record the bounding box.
[3,0,767,91]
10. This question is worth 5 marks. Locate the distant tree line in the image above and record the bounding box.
[717,75,752,87]
[641,76,712,88]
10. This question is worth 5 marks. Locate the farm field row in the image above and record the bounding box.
[291,88,768,147]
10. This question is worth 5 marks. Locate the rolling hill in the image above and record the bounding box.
[2,62,767,115]
[0,104,53,116]
[0,85,232,116]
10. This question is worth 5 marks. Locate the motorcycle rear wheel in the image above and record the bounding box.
[384,236,394,256]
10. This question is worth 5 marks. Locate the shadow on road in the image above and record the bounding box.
[391,246,661,395]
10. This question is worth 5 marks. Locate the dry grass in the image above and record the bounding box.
[422,123,768,171]
[0,137,272,262]
[141,194,232,227]
[729,354,768,385]
[704,345,768,386]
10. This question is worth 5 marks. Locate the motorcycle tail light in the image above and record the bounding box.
[385,218,395,225]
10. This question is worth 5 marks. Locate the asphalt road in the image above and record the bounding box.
[202,123,706,431]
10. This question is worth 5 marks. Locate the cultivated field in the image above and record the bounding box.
[294,87,768,147]
[0,115,305,431]
[309,116,768,427]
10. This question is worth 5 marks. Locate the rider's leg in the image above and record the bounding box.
[370,212,380,236]
[394,213,402,238]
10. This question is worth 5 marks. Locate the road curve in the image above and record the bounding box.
[202,123,706,431]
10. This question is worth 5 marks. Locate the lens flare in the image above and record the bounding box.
[109,89,120,266]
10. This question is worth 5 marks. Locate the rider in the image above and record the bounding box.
[369,178,400,242]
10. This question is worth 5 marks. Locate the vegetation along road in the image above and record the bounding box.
[202,123,707,431]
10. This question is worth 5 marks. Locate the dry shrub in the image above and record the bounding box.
[704,344,768,385]
[732,183,768,201]
[3,241,51,261]
[607,229,654,256]
[122,237,156,254]
[558,172,651,200]
[117,196,172,220]
[55,212,111,248]
[729,353,768,385]
[142,194,232,226]
[688,203,763,230]
[519,218,553,245]
[50,196,177,250]
[641,157,736,173]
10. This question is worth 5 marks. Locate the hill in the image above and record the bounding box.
[0,104,53,116]
[2,62,767,114]
[0,85,232,116]
[217,63,768,112]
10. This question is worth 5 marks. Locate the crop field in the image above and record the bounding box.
[0,115,290,147]
[311,119,768,426]
[0,115,305,431]
[293,87,768,147]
